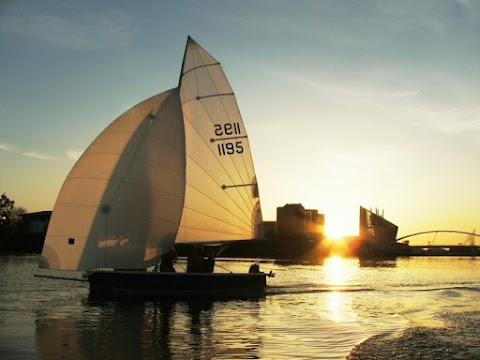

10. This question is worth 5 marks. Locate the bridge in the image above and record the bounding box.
[395,230,479,256]
[397,230,480,244]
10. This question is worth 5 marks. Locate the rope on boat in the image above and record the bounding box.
[215,263,233,273]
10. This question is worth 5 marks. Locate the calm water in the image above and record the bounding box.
[1,254,480,359]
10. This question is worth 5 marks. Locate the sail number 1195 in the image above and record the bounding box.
[213,122,244,156]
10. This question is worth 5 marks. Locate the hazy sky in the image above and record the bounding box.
[1,0,479,239]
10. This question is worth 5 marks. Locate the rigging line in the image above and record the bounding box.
[183,167,252,228]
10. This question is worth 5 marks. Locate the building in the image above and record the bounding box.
[262,221,276,241]
[304,209,325,240]
[20,211,52,234]
[276,203,305,238]
[0,211,51,253]
[357,206,398,256]
[276,203,325,240]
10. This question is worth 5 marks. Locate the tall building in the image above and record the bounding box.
[304,209,325,240]
[276,204,325,240]
[276,204,305,238]
[359,206,398,251]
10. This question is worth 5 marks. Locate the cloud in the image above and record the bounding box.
[1,140,68,160]
[21,151,56,160]
[0,12,136,51]
[276,65,480,136]
[278,71,420,103]
[414,105,480,134]
[65,149,82,161]
[0,142,15,151]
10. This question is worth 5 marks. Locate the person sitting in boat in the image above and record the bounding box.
[187,246,214,273]
[159,247,177,272]
[205,248,215,273]
[249,262,260,273]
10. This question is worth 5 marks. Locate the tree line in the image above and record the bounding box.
[0,193,27,226]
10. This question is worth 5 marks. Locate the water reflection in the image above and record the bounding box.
[325,256,356,286]
[324,257,352,323]
[36,300,263,360]
[358,258,397,268]
[327,292,342,322]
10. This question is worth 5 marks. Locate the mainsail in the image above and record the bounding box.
[41,37,262,271]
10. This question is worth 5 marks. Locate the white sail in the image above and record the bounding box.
[177,37,262,244]
[41,90,186,270]
[41,37,262,271]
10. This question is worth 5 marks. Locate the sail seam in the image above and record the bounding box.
[181,204,251,233]
[181,62,220,78]
[196,93,234,100]
[185,173,252,229]
[63,177,184,200]
[54,201,182,226]
[71,155,184,177]
[179,224,249,236]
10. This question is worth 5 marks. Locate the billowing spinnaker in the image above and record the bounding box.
[41,89,185,270]
[177,37,262,243]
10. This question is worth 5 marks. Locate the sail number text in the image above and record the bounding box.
[213,122,244,156]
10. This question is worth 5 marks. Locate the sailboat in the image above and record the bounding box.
[40,37,268,300]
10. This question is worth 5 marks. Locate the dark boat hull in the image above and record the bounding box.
[87,270,267,301]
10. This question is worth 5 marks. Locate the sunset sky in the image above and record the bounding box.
[1,0,479,239]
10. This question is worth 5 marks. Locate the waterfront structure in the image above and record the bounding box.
[262,221,276,241]
[20,211,52,235]
[276,203,325,241]
[357,206,401,257]
[305,209,325,240]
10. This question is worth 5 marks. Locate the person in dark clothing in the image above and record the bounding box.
[159,247,177,272]
[249,262,260,273]
[187,246,215,273]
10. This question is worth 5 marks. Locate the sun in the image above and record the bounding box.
[325,221,349,239]
[325,217,356,239]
